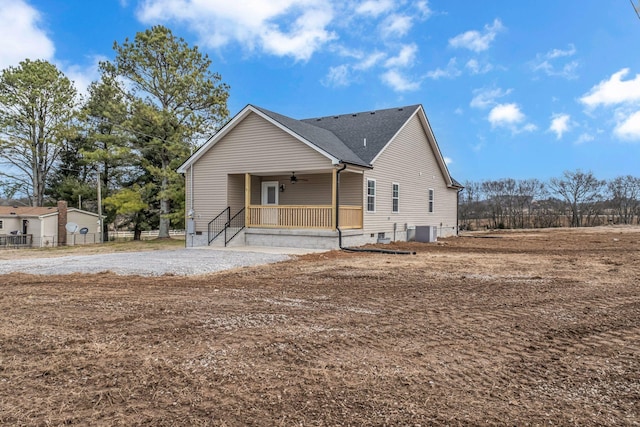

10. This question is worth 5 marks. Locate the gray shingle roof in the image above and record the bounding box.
[301,105,421,164]
[179,103,460,188]
[253,104,422,167]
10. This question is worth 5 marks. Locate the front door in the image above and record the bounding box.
[261,181,279,225]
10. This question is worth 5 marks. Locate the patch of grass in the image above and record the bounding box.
[0,238,185,260]
[104,238,186,252]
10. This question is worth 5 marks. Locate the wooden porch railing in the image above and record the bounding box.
[248,205,362,229]
[339,206,363,229]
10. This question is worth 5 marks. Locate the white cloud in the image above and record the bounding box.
[384,44,417,68]
[575,133,595,145]
[137,0,336,61]
[489,103,523,125]
[579,69,640,141]
[465,59,493,75]
[470,87,512,109]
[323,64,350,87]
[580,68,640,108]
[415,1,432,19]
[61,55,108,98]
[488,103,536,133]
[380,14,413,38]
[532,45,579,79]
[355,0,395,17]
[444,156,452,165]
[614,110,640,141]
[547,44,576,59]
[426,57,461,79]
[0,0,55,69]
[353,51,386,70]
[533,60,579,79]
[381,69,420,92]
[448,18,504,52]
[324,50,388,87]
[549,113,571,139]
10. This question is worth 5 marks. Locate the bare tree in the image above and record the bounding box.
[459,181,484,230]
[482,180,508,228]
[548,170,605,227]
[516,179,546,228]
[607,175,640,224]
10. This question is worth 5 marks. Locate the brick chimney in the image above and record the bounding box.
[57,200,68,246]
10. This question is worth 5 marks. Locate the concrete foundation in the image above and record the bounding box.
[244,228,367,250]
[186,225,457,249]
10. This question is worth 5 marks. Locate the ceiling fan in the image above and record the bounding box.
[289,172,308,184]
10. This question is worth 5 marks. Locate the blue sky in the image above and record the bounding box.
[1,0,640,183]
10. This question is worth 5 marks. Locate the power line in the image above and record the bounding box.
[631,0,640,19]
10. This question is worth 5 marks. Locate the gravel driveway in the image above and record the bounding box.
[0,248,293,276]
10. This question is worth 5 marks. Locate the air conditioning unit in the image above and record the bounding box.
[415,225,437,243]
[406,225,416,241]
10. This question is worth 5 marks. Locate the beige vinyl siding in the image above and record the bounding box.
[261,173,331,205]
[41,216,58,245]
[339,171,363,206]
[186,112,334,231]
[68,210,100,234]
[227,174,245,213]
[248,171,362,207]
[0,217,20,233]
[363,114,458,236]
[250,175,261,205]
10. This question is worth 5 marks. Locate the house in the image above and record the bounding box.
[177,104,462,249]
[0,201,101,248]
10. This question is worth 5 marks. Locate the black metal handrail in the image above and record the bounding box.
[225,208,245,246]
[208,207,230,245]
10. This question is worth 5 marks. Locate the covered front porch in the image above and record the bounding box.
[240,168,363,230]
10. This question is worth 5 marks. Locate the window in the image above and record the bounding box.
[428,188,434,213]
[392,183,399,213]
[0,220,3,229]
[367,179,376,212]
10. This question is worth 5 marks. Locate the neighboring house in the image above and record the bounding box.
[177,104,463,249]
[0,201,101,248]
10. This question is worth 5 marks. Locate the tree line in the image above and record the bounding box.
[459,170,640,230]
[0,26,230,239]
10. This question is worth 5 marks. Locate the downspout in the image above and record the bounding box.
[190,164,194,248]
[336,164,415,255]
[336,163,347,248]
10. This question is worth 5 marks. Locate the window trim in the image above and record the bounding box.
[428,188,434,213]
[366,178,376,213]
[392,182,400,213]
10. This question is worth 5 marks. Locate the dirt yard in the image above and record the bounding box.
[1,227,639,426]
